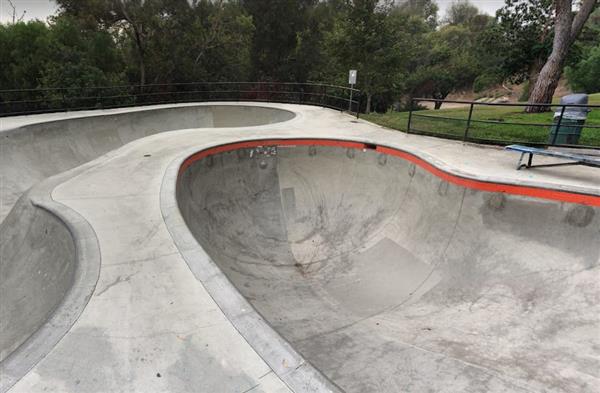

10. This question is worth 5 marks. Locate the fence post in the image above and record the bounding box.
[347,89,352,112]
[407,99,415,134]
[551,105,566,146]
[463,103,475,141]
[356,93,362,119]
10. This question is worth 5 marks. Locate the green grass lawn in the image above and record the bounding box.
[363,93,600,147]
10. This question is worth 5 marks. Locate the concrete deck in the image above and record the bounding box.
[1,103,599,392]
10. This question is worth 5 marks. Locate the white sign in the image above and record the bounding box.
[349,70,357,85]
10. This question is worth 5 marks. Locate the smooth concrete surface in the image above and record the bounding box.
[177,144,599,392]
[0,102,598,392]
[0,168,100,392]
[0,104,295,221]
[0,193,76,362]
[0,104,295,391]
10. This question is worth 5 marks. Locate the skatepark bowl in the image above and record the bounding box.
[0,103,599,392]
[176,139,599,392]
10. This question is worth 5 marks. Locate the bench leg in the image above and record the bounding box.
[517,152,533,170]
[516,153,525,170]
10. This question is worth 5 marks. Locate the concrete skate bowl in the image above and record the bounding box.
[0,105,294,390]
[0,104,295,221]
[175,139,600,393]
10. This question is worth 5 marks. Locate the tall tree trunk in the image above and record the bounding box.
[138,47,146,87]
[131,25,146,88]
[526,57,544,98]
[119,2,146,88]
[526,0,597,113]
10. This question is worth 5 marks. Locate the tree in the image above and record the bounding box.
[526,0,598,111]
[242,0,317,81]
[0,17,126,111]
[57,0,164,87]
[325,0,423,113]
[444,0,479,26]
[396,0,439,29]
[0,21,51,90]
[144,0,254,83]
[407,24,481,108]
[41,15,125,88]
[57,0,255,86]
[482,0,553,88]
[566,45,600,92]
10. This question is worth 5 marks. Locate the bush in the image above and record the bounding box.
[473,73,501,93]
[566,46,600,93]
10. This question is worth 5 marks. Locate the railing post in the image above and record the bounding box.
[356,93,362,119]
[463,103,474,141]
[407,99,415,134]
[551,105,566,146]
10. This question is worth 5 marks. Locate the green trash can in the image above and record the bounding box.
[548,94,590,145]
[549,118,586,145]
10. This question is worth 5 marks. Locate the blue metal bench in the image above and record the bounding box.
[505,145,600,170]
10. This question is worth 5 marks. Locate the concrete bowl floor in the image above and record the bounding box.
[177,142,600,393]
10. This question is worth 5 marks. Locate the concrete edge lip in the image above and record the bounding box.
[160,136,600,393]
[0,177,101,393]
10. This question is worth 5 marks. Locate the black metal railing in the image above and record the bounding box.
[407,98,600,149]
[0,82,362,118]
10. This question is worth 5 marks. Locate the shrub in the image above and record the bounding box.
[566,46,600,93]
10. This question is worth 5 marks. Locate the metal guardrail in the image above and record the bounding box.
[407,98,600,149]
[0,82,362,118]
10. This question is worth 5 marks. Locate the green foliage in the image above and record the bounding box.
[147,0,254,83]
[1,0,598,115]
[55,0,255,85]
[406,24,481,104]
[396,0,439,29]
[0,17,124,94]
[473,73,502,93]
[0,21,52,90]
[444,0,479,26]
[566,8,600,93]
[566,46,600,93]
[242,0,318,82]
[482,0,554,84]
[323,0,416,112]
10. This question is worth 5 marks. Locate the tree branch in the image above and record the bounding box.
[571,0,598,42]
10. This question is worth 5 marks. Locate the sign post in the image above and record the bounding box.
[348,70,357,112]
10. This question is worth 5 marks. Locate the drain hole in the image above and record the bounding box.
[144,154,151,157]
[364,143,377,150]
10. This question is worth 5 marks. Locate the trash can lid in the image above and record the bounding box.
[554,94,590,119]
[560,94,588,106]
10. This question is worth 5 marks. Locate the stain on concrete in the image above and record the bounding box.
[565,205,595,227]
[165,336,258,392]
